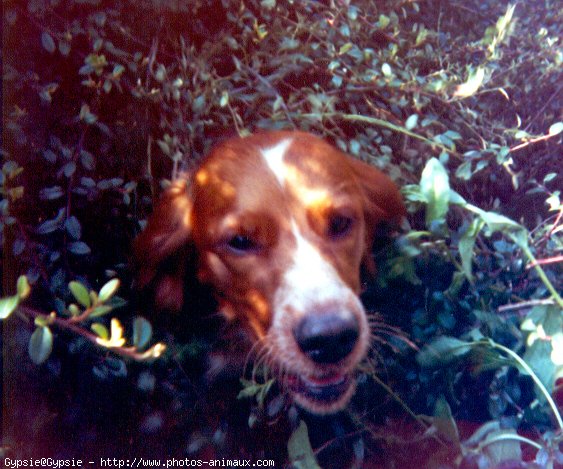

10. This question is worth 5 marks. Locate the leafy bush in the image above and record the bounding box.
[2,0,561,466]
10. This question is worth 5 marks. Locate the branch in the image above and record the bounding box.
[18,306,165,361]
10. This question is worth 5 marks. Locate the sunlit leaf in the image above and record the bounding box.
[17,275,31,300]
[405,114,418,130]
[98,278,120,303]
[378,14,390,28]
[0,295,19,319]
[548,122,563,136]
[338,42,353,55]
[420,158,450,227]
[453,66,485,98]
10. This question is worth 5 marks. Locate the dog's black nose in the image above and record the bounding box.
[294,314,359,364]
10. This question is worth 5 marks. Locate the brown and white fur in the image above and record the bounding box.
[135,131,405,414]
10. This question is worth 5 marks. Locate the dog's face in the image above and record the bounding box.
[136,131,404,414]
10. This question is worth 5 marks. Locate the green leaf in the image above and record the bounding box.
[39,186,64,201]
[28,326,53,365]
[41,32,56,53]
[420,158,450,227]
[405,114,418,130]
[238,380,263,400]
[69,241,91,255]
[132,317,152,349]
[34,315,51,327]
[17,275,31,300]
[98,278,120,303]
[91,323,109,340]
[433,396,460,446]
[287,421,321,469]
[79,104,98,124]
[64,216,82,240]
[523,305,562,392]
[89,305,113,318]
[453,66,485,98]
[416,336,472,368]
[68,304,81,317]
[58,39,71,56]
[63,161,76,178]
[338,42,353,55]
[42,149,57,163]
[0,295,20,319]
[458,218,484,281]
[69,281,91,308]
[546,193,561,211]
[280,37,299,51]
[475,211,528,248]
[378,14,390,28]
[523,339,557,395]
[455,161,473,181]
[548,122,563,136]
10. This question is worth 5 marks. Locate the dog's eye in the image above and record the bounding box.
[327,215,354,239]
[226,234,257,254]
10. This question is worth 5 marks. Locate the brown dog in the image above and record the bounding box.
[135,131,404,414]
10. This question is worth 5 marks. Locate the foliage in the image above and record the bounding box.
[2,275,165,364]
[1,0,562,466]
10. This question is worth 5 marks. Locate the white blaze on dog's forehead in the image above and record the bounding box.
[260,138,293,186]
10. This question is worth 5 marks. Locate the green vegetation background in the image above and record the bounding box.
[2,1,561,467]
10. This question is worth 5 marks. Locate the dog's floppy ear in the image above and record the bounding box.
[347,157,405,274]
[134,178,193,312]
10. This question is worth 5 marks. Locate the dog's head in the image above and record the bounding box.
[135,131,404,414]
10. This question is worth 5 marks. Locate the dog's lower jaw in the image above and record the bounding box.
[287,371,358,415]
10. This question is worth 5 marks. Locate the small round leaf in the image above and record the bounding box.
[28,326,53,365]
[405,114,419,130]
[69,241,91,255]
[41,32,56,53]
[17,275,31,300]
[91,323,109,340]
[548,122,563,136]
[98,278,120,303]
[133,317,153,350]
[64,216,82,240]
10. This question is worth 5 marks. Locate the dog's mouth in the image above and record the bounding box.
[286,371,355,413]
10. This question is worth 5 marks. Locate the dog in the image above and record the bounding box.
[135,130,404,415]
